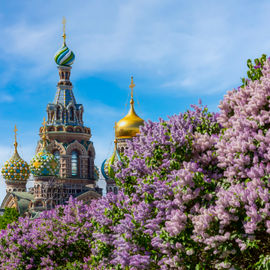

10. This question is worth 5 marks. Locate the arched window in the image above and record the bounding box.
[88,151,94,179]
[53,150,60,160]
[114,187,118,194]
[70,107,74,121]
[56,107,60,120]
[71,151,79,177]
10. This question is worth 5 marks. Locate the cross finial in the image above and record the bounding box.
[14,125,18,151]
[129,76,135,99]
[42,117,46,130]
[42,117,47,147]
[62,16,66,44]
[14,125,18,142]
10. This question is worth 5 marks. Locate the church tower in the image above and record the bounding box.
[33,19,101,208]
[0,19,101,216]
[102,77,144,194]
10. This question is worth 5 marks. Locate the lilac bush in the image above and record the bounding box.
[86,103,223,269]
[0,198,94,269]
[197,58,270,268]
[1,56,270,269]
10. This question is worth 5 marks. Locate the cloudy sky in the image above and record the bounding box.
[0,0,269,201]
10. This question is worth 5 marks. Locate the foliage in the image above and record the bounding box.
[241,54,267,87]
[0,208,19,230]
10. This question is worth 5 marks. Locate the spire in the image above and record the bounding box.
[127,76,138,116]
[11,125,20,160]
[14,125,18,153]
[62,16,67,46]
[49,22,82,127]
[115,76,144,139]
[41,117,47,148]
[129,76,135,105]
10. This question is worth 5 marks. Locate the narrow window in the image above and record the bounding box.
[71,151,79,176]
[70,107,74,121]
[56,108,60,120]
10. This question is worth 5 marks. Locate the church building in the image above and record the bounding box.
[0,19,145,216]
[1,21,101,217]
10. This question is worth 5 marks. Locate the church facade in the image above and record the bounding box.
[1,24,101,217]
[0,21,144,217]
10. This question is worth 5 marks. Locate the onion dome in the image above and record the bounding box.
[54,44,75,66]
[101,141,121,179]
[30,148,60,176]
[54,17,75,66]
[115,77,144,139]
[1,126,30,182]
[29,119,60,177]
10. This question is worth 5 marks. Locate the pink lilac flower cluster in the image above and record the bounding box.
[1,58,270,269]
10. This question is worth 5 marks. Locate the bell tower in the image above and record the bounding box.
[35,18,101,199]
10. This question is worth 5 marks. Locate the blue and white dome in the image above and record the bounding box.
[101,147,121,180]
[54,43,75,66]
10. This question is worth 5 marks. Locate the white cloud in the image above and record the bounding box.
[0,93,14,103]
[83,101,120,120]
[2,0,270,96]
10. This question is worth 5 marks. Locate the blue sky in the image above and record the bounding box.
[0,0,270,200]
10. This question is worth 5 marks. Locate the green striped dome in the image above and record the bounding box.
[54,44,75,66]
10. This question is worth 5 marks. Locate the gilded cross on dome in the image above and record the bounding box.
[42,117,46,131]
[62,16,66,44]
[14,125,18,142]
[129,76,135,99]
[14,125,18,151]
[42,117,47,147]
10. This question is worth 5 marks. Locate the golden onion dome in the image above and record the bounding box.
[115,77,144,139]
